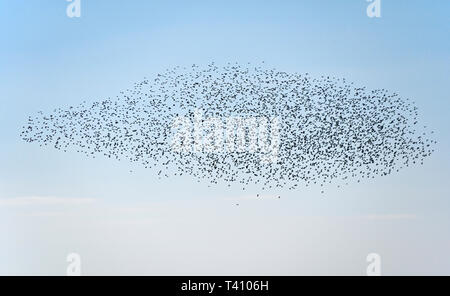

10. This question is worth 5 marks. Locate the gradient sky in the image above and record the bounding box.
[0,0,449,275]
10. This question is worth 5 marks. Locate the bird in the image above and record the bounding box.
[21,62,436,195]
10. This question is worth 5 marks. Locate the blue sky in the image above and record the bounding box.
[0,0,449,275]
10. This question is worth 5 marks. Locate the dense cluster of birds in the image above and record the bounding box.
[21,63,436,193]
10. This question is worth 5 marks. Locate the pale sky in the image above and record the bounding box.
[0,0,449,275]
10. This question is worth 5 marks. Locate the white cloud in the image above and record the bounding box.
[0,196,96,207]
[364,214,417,220]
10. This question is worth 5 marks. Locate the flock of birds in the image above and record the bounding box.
[21,63,436,194]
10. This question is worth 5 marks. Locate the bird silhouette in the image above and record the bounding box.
[21,62,436,193]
